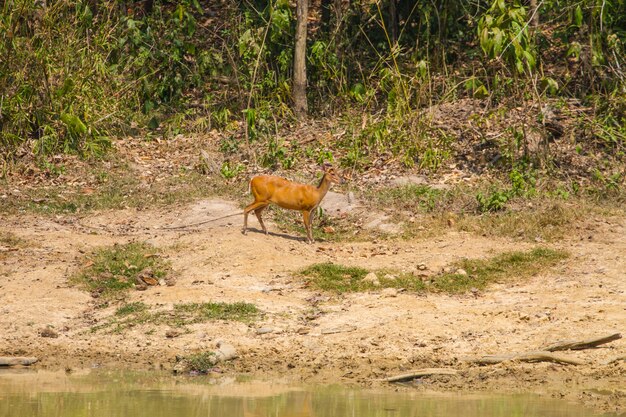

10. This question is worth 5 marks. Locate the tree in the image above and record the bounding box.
[293,0,309,116]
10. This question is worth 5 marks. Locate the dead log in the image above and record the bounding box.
[469,351,584,366]
[603,355,626,365]
[384,368,458,383]
[0,357,38,366]
[541,333,622,352]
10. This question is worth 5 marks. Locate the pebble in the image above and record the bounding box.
[363,272,380,286]
[382,288,398,298]
[456,268,468,276]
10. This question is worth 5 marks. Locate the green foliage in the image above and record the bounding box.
[432,247,568,293]
[374,185,445,213]
[478,0,536,73]
[300,263,426,294]
[92,300,260,333]
[71,242,170,297]
[116,302,149,317]
[260,137,295,169]
[172,302,260,324]
[220,161,245,179]
[184,351,219,373]
[476,189,510,212]
[301,248,567,295]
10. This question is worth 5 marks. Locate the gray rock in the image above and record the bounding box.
[362,272,380,286]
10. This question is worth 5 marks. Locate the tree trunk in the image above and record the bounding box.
[389,0,398,44]
[293,0,309,117]
[529,0,539,28]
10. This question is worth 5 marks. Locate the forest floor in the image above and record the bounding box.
[0,134,624,415]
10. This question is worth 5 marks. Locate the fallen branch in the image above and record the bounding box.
[0,357,38,366]
[469,351,584,366]
[541,333,622,352]
[384,368,458,383]
[603,355,626,366]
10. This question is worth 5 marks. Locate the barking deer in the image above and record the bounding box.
[242,165,342,243]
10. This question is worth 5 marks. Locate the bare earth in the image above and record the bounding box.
[0,198,624,414]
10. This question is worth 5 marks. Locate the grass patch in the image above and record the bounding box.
[0,231,25,246]
[184,351,219,373]
[370,184,450,213]
[301,247,568,294]
[115,301,149,316]
[71,242,171,298]
[0,166,247,216]
[301,263,426,293]
[171,302,260,324]
[431,247,569,293]
[92,301,260,333]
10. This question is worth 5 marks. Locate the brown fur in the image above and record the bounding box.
[242,166,341,243]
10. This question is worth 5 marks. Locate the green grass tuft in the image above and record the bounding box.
[301,263,426,293]
[115,302,149,316]
[92,301,260,334]
[71,242,171,298]
[431,247,569,293]
[172,302,260,324]
[184,351,219,373]
[301,247,568,295]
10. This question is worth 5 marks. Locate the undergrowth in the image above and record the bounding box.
[71,242,171,298]
[301,247,568,294]
[93,301,260,333]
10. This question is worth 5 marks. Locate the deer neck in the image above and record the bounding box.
[315,174,332,202]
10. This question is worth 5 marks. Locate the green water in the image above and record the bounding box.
[0,370,614,417]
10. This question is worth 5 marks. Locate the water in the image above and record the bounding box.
[0,369,614,417]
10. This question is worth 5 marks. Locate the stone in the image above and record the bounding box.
[165,329,181,339]
[256,327,274,335]
[39,327,59,338]
[455,268,468,276]
[215,342,238,362]
[362,272,380,286]
[382,288,398,297]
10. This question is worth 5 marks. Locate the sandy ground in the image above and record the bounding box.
[0,198,624,414]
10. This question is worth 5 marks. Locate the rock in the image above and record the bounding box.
[383,274,397,281]
[321,324,357,335]
[319,191,358,217]
[455,268,468,276]
[417,263,428,271]
[382,288,398,297]
[442,266,454,274]
[297,327,310,335]
[165,329,181,338]
[138,268,158,285]
[39,327,59,338]
[215,342,238,362]
[256,327,274,335]
[362,272,380,286]
[0,357,38,366]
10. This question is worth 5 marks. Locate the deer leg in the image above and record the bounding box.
[302,210,313,243]
[254,204,269,234]
[243,201,268,234]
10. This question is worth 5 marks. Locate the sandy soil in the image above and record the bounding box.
[0,198,624,414]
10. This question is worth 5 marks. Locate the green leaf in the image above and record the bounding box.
[574,5,583,27]
[60,113,87,136]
